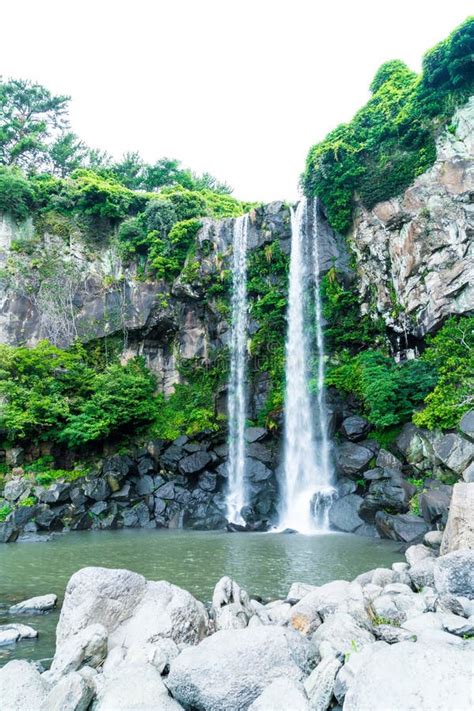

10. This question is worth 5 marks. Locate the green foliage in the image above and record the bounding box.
[149,218,202,279]
[68,169,144,221]
[0,166,36,220]
[303,18,474,233]
[18,496,37,507]
[413,316,474,430]
[0,504,12,521]
[327,350,437,428]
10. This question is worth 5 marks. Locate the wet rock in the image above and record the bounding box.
[340,416,370,442]
[167,626,313,711]
[336,477,357,496]
[335,443,373,476]
[83,478,110,502]
[198,471,217,492]
[354,523,379,538]
[0,623,38,641]
[328,494,364,532]
[246,457,273,482]
[374,511,429,542]
[178,451,212,475]
[110,483,132,502]
[89,501,108,516]
[0,627,20,645]
[359,473,415,522]
[434,550,474,599]
[440,482,474,554]
[246,442,274,465]
[10,593,57,615]
[70,513,93,531]
[362,467,385,481]
[0,519,20,542]
[375,449,403,470]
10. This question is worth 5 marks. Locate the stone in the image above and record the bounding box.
[0,622,38,641]
[340,416,370,442]
[434,550,474,599]
[409,558,436,591]
[246,457,273,482]
[266,602,292,625]
[290,581,352,634]
[3,477,30,502]
[0,520,20,543]
[304,655,342,711]
[167,626,313,711]
[39,483,71,504]
[9,593,57,615]
[375,449,403,470]
[362,467,385,481]
[343,641,473,711]
[333,642,388,704]
[424,530,443,548]
[405,543,434,567]
[6,447,24,467]
[354,523,379,538]
[249,678,310,711]
[419,484,452,526]
[312,613,375,656]
[336,477,357,496]
[433,433,474,475]
[39,672,93,711]
[0,627,20,645]
[50,623,108,679]
[463,461,474,482]
[135,474,155,495]
[245,427,268,443]
[328,494,364,532]
[371,592,426,625]
[441,612,474,637]
[160,445,184,470]
[359,474,415,522]
[435,594,467,618]
[0,659,49,710]
[198,471,217,492]
[460,410,474,441]
[335,442,373,476]
[83,478,110,501]
[375,511,429,542]
[286,582,318,603]
[178,451,212,475]
[440,482,474,554]
[211,576,253,630]
[372,624,416,644]
[154,482,175,500]
[246,442,273,465]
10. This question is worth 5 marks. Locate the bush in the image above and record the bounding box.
[117,216,147,257]
[68,169,144,221]
[0,166,36,220]
[149,218,202,279]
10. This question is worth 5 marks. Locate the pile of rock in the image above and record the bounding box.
[1,510,473,710]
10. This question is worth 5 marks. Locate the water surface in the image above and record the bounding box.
[0,528,402,666]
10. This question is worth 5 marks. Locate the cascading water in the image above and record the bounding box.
[279,198,336,533]
[226,214,249,524]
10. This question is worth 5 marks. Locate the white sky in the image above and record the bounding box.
[1,0,472,202]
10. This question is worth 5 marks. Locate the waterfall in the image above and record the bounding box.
[279,198,336,533]
[226,214,249,524]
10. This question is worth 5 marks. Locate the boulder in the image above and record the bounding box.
[0,627,20,645]
[0,623,38,641]
[39,483,71,504]
[0,520,20,543]
[290,581,352,634]
[336,477,357,496]
[249,678,309,711]
[463,461,474,483]
[167,626,313,711]
[335,443,373,477]
[409,558,436,591]
[343,641,473,711]
[328,494,364,532]
[433,433,474,475]
[245,427,268,443]
[3,477,30,502]
[371,592,426,625]
[419,484,452,526]
[440,482,474,554]
[246,442,273,465]
[135,474,155,496]
[312,613,375,656]
[178,451,212,475]
[9,593,57,615]
[359,474,415,522]
[405,543,434,567]
[375,449,403,470]
[340,416,370,442]
[375,511,429,542]
[434,550,474,599]
[211,576,253,630]
[424,530,443,548]
[460,410,474,442]
[334,642,388,704]
[39,672,93,711]
[50,623,108,679]
[246,457,273,482]
[83,478,110,501]
[286,582,318,604]
[6,447,24,467]
[304,655,342,711]
[441,612,474,637]
[0,660,49,710]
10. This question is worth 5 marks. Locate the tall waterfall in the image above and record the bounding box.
[279,199,336,533]
[226,214,249,524]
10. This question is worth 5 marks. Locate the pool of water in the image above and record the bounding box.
[0,528,402,666]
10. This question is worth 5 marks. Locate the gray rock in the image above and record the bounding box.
[0,520,20,543]
[286,582,319,604]
[336,477,357,496]
[375,511,429,542]
[419,484,452,526]
[409,558,436,591]
[441,612,474,637]
[362,467,385,481]
[6,447,24,467]
[460,410,474,442]
[3,477,30,502]
[83,478,110,501]
[246,442,273,465]
[161,445,184,469]
[39,482,71,504]
[334,642,388,704]
[290,581,352,635]
[135,474,155,495]
[167,626,313,711]
[335,443,373,476]
[343,641,473,711]
[359,474,415,522]
[312,612,375,656]
[0,623,38,642]
[375,449,402,470]
[440,482,474,554]
[199,471,217,492]
[211,576,253,630]
[249,678,309,711]
[155,482,175,500]
[354,523,379,538]
[0,659,49,710]
[328,494,364,532]
[434,550,474,599]
[9,593,57,615]
[424,530,443,548]
[95,658,182,711]
[433,433,474,475]
[304,655,342,711]
[405,543,434,567]
[372,624,416,644]
[245,427,268,443]
[178,451,212,475]
[463,461,474,482]
[340,416,370,442]
[50,623,108,679]
[246,457,273,482]
[39,672,93,711]
[371,592,426,625]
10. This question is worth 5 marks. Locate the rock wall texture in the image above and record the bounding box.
[350,97,474,339]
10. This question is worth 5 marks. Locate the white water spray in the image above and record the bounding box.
[226,214,249,524]
[279,199,336,533]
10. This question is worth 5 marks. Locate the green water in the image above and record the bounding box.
[0,529,402,666]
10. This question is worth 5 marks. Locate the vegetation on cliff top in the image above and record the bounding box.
[303,17,474,233]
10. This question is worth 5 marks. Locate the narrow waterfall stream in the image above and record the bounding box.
[226,214,249,523]
[279,198,336,533]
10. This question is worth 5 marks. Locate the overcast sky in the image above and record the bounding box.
[1,1,472,201]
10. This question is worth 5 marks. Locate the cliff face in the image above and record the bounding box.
[350,98,474,340]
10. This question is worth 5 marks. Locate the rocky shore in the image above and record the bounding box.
[1,485,473,711]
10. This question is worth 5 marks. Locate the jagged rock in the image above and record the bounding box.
[362,467,385,481]
[0,520,20,543]
[374,511,429,542]
[434,550,474,599]
[246,442,273,465]
[359,472,415,522]
[328,494,364,532]
[343,641,473,711]
[3,477,30,502]
[167,626,313,711]
[340,416,370,442]
[304,655,342,711]
[372,624,416,644]
[211,576,253,630]
[83,478,110,501]
[89,501,108,516]
[0,660,49,710]
[49,623,108,679]
[9,593,57,615]
[160,445,184,470]
[335,442,373,476]
[70,512,93,531]
[154,482,176,500]
[336,477,357,496]
[135,474,155,495]
[460,410,474,442]
[39,672,93,711]
[178,451,212,475]
[419,484,452,526]
[198,471,217,492]
[246,457,273,481]
[440,482,474,554]
[39,483,71,504]
[375,449,402,470]
[313,613,374,656]
[245,427,267,443]
[249,678,310,711]
[433,433,474,475]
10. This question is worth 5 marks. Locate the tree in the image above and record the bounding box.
[0,77,70,170]
[111,151,145,189]
[49,131,88,177]
[143,157,194,191]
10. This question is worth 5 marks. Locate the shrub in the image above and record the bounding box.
[149,218,202,279]
[0,166,36,221]
[68,169,144,221]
